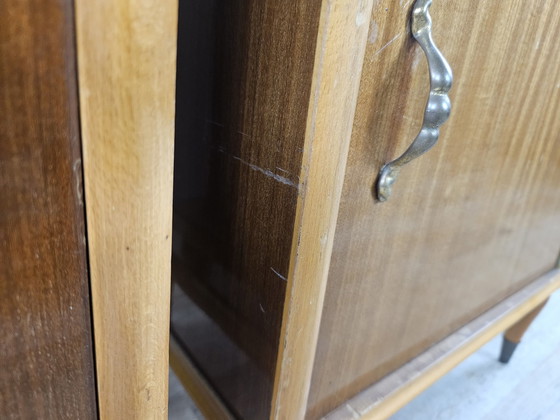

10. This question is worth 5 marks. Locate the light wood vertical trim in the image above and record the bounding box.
[271,1,375,418]
[169,336,234,420]
[75,1,178,418]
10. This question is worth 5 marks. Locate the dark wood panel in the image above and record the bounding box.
[170,1,321,419]
[0,1,97,418]
[308,0,560,417]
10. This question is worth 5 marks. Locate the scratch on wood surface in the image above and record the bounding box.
[206,119,224,127]
[270,267,288,281]
[73,159,83,205]
[233,156,298,189]
[400,0,414,9]
[372,33,402,57]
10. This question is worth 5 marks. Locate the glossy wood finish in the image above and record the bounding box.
[170,1,322,419]
[75,0,178,417]
[0,1,96,417]
[308,0,560,416]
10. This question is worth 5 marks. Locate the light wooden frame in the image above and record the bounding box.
[76,0,178,418]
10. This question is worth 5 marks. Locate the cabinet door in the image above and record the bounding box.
[308,0,560,416]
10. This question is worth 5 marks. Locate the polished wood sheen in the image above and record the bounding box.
[308,0,560,416]
[76,0,178,418]
[0,1,96,417]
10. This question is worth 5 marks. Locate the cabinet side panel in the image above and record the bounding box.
[0,1,97,418]
[309,0,560,417]
[170,1,322,419]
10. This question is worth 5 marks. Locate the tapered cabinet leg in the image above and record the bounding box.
[499,298,548,363]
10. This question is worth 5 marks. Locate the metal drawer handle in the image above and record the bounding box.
[376,0,452,202]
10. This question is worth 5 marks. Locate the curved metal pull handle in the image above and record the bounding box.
[376,0,452,202]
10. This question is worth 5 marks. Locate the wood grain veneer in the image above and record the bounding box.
[169,1,560,418]
[170,1,322,419]
[325,270,560,420]
[0,1,96,418]
[308,0,560,416]
[76,0,178,418]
